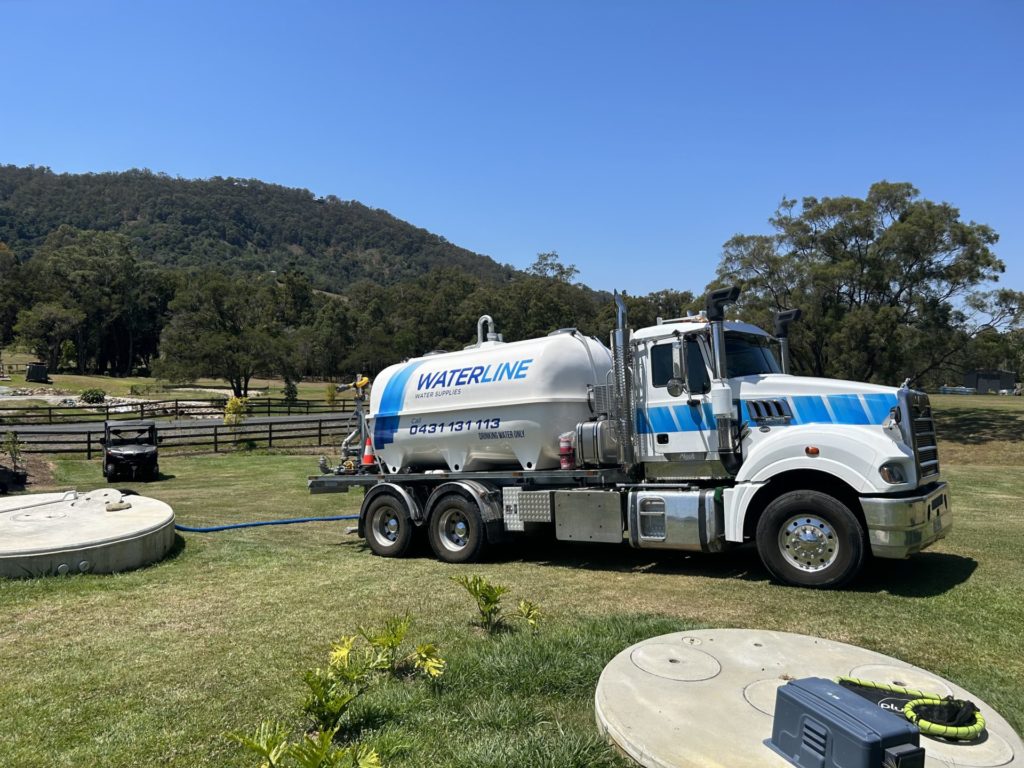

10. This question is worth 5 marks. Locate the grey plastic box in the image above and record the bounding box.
[767,677,924,768]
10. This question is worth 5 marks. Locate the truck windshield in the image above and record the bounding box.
[725,333,781,377]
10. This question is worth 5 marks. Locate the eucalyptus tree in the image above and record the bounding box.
[712,181,1006,385]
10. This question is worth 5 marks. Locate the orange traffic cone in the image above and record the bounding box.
[361,438,375,466]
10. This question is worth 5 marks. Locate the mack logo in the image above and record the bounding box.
[416,359,533,390]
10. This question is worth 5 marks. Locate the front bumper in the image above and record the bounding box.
[860,482,952,559]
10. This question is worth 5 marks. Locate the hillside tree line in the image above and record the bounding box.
[0,168,1020,394]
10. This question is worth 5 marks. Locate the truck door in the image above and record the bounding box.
[640,337,715,465]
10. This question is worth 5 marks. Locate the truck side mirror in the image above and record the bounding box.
[667,338,687,399]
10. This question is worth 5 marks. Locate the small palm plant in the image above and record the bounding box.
[451,574,509,632]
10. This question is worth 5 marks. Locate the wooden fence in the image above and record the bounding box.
[0,397,353,425]
[5,416,355,458]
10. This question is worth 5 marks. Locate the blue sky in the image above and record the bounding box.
[2,0,1021,296]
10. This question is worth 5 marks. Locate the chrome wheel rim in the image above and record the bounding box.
[438,508,470,552]
[779,514,838,572]
[371,508,402,548]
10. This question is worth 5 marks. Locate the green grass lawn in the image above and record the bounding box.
[1,401,1023,766]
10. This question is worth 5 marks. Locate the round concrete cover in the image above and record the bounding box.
[595,629,1021,768]
[0,489,175,578]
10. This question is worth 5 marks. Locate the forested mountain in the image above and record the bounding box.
[0,164,659,388]
[0,166,1018,392]
[0,165,514,291]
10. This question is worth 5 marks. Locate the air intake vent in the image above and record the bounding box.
[746,399,793,422]
[801,719,828,757]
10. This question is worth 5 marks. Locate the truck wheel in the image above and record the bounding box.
[428,494,486,564]
[756,490,865,589]
[105,464,117,482]
[364,494,414,557]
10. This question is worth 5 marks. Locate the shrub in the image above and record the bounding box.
[80,388,106,404]
[283,378,298,404]
[2,431,24,471]
[229,616,442,767]
[516,599,543,633]
[452,575,544,634]
[224,396,249,426]
[325,384,337,408]
[227,722,382,768]
[452,575,509,632]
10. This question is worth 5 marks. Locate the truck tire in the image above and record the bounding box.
[756,490,865,589]
[428,493,486,564]
[105,463,117,482]
[364,494,414,557]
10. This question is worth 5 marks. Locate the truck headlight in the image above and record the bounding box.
[879,462,907,484]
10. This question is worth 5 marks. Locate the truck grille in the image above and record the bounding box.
[902,390,940,481]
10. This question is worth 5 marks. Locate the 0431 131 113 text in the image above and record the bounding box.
[408,418,501,435]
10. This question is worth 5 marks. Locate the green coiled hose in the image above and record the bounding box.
[835,676,986,741]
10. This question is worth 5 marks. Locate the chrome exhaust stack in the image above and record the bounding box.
[773,309,802,375]
[612,292,636,469]
[706,286,741,472]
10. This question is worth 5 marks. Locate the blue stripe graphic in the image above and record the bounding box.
[739,400,751,423]
[373,361,425,447]
[643,392,897,435]
[647,406,679,433]
[828,394,871,425]
[791,395,831,424]
[672,403,713,431]
[635,408,653,434]
[863,393,898,423]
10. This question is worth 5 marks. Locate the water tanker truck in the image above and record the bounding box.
[310,287,950,588]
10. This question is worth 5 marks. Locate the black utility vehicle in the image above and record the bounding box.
[102,421,159,481]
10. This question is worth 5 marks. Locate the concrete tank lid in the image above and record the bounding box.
[595,628,1021,768]
[0,489,174,556]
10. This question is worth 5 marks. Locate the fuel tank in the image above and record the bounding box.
[369,330,612,472]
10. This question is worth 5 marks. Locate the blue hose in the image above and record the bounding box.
[174,514,359,533]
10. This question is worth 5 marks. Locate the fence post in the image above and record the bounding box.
[268,423,273,448]
[175,400,180,420]
[317,419,322,446]
[87,431,92,460]
[214,425,219,453]
[140,403,146,421]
